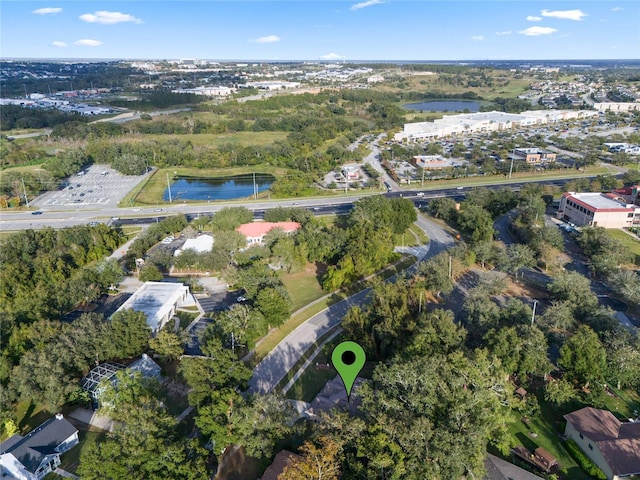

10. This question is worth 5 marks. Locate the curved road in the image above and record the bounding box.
[248,213,454,395]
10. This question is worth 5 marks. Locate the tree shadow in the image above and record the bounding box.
[18,400,36,431]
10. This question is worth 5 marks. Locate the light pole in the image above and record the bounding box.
[531,300,538,325]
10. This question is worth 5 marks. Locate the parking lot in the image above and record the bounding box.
[33,164,147,208]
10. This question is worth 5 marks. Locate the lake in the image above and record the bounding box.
[404,100,481,112]
[163,174,274,201]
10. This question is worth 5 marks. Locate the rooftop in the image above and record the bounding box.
[174,234,214,256]
[564,407,640,476]
[0,415,77,473]
[236,221,301,238]
[114,281,190,332]
[563,192,633,211]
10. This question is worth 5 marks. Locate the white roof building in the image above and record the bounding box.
[113,282,198,335]
[395,109,599,142]
[174,234,214,256]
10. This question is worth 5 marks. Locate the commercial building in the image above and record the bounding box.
[394,109,599,142]
[508,148,557,164]
[564,407,640,480]
[171,86,234,96]
[113,281,200,335]
[558,192,640,228]
[174,234,214,256]
[411,155,468,170]
[236,221,301,247]
[0,414,78,480]
[342,166,361,181]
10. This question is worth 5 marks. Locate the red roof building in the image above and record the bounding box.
[564,407,640,480]
[235,221,301,246]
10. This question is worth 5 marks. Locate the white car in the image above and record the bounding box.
[416,192,425,197]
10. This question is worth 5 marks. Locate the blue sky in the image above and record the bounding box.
[1,1,638,60]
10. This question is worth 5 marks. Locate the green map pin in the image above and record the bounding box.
[331,341,366,401]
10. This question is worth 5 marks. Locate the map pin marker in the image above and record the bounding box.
[331,341,366,402]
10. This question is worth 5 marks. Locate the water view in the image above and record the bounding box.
[404,100,481,112]
[163,174,275,201]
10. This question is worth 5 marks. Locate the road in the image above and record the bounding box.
[247,213,454,395]
[362,134,400,191]
[6,129,52,140]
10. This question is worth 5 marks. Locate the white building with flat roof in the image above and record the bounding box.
[395,109,599,142]
[174,234,214,256]
[113,282,199,335]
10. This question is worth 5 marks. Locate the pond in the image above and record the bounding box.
[163,174,275,201]
[404,100,481,112]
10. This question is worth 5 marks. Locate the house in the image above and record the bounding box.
[235,221,301,247]
[112,281,201,335]
[0,414,79,480]
[564,407,640,480]
[558,192,640,228]
[484,453,544,480]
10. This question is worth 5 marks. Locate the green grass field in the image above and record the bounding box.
[139,130,288,147]
[279,264,326,313]
[606,229,640,265]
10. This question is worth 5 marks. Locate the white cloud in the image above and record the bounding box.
[471,35,484,41]
[320,53,343,60]
[254,35,280,43]
[79,11,142,24]
[526,15,542,21]
[541,9,587,21]
[32,7,62,15]
[495,30,512,35]
[519,26,557,36]
[51,40,67,47]
[611,6,622,11]
[75,39,103,47]
[351,0,384,11]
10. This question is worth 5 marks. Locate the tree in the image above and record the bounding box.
[417,252,455,297]
[255,286,292,327]
[356,350,511,479]
[231,394,296,460]
[280,436,342,480]
[149,330,184,360]
[548,271,598,319]
[498,244,536,279]
[456,203,494,244]
[540,301,577,332]
[428,197,457,221]
[109,309,151,359]
[609,269,640,306]
[139,262,163,282]
[559,325,607,388]
[545,378,577,405]
[603,332,640,389]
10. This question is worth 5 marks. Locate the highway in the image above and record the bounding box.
[0,177,584,232]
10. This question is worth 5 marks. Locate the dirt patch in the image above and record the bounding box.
[505,278,548,300]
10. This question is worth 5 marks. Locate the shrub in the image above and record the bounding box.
[564,439,607,480]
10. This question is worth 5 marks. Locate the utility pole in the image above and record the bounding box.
[508,149,515,179]
[421,167,425,187]
[253,172,257,199]
[531,300,538,325]
[166,173,172,203]
[21,178,29,208]
[448,255,453,279]
[419,291,423,313]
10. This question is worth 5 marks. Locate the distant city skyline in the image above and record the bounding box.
[1,1,639,61]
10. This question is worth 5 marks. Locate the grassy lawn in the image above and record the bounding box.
[606,229,640,265]
[285,348,338,402]
[57,429,107,474]
[279,263,326,313]
[138,131,288,147]
[402,166,611,192]
[503,385,640,480]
